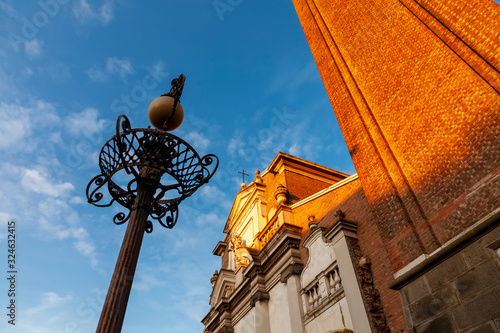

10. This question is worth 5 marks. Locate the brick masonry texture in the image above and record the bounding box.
[290,0,500,331]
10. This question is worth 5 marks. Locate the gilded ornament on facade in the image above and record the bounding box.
[231,235,251,268]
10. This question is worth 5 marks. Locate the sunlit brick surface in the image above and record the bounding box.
[291,0,500,331]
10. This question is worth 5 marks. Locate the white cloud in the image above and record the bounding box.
[38,198,99,268]
[87,66,107,82]
[70,196,85,204]
[0,163,99,268]
[199,184,232,210]
[133,272,168,292]
[73,0,114,25]
[21,66,34,78]
[0,212,8,241]
[184,131,211,152]
[227,135,243,155]
[0,100,60,151]
[192,212,224,227]
[223,105,336,171]
[289,142,301,156]
[0,1,18,18]
[106,57,133,77]
[74,235,96,256]
[0,102,31,149]
[66,107,109,137]
[87,57,133,81]
[24,39,43,56]
[26,292,73,315]
[21,168,74,197]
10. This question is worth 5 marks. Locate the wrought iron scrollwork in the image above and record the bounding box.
[113,211,130,225]
[161,74,185,131]
[163,74,185,100]
[86,174,115,207]
[86,114,219,232]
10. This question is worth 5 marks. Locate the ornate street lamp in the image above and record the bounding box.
[86,74,218,333]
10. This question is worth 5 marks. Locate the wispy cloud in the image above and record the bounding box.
[106,57,132,76]
[0,160,99,268]
[73,0,114,25]
[65,107,109,137]
[21,168,74,197]
[40,61,72,83]
[0,103,31,149]
[38,197,99,268]
[227,135,242,155]
[223,105,350,173]
[199,184,232,211]
[21,66,34,78]
[24,38,43,56]
[87,66,108,82]
[0,100,60,151]
[267,60,320,95]
[183,131,211,152]
[133,267,169,292]
[26,292,73,315]
[0,1,18,19]
[88,57,133,82]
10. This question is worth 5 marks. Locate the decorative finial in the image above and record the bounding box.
[210,270,219,286]
[308,215,318,229]
[334,209,345,219]
[253,170,263,184]
[274,184,289,205]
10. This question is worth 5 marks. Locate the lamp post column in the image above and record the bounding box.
[86,74,218,333]
[96,168,161,333]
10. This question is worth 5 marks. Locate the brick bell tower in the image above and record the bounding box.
[292,0,500,331]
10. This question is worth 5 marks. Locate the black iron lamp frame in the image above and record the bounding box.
[86,74,218,333]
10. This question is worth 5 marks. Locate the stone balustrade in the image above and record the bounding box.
[301,264,343,315]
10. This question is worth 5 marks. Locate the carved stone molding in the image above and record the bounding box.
[217,326,234,333]
[346,238,390,333]
[280,262,304,283]
[356,255,389,333]
[250,291,270,307]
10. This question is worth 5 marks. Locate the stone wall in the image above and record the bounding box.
[400,222,500,333]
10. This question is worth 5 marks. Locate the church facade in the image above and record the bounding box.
[202,153,388,333]
[203,0,500,332]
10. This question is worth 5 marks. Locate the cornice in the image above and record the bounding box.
[261,152,351,179]
[213,241,227,256]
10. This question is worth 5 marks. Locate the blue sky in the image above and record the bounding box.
[0,0,355,332]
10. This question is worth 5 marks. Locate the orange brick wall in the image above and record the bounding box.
[283,170,336,204]
[291,0,500,330]
[291,0,500,266]
[261,169,288,212]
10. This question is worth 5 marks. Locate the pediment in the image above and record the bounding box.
[210,269,236,307]
[223,182,267,234]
